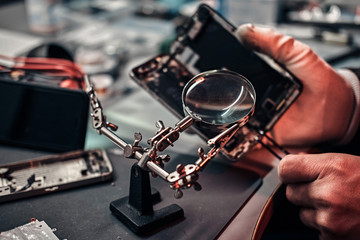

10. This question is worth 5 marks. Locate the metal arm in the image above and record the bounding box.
[84,75,241,198]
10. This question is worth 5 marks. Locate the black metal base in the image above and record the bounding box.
[110,197,184,235]
[110,164,184,235]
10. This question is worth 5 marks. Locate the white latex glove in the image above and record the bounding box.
[235,24,355,147]
[279,153,360,240]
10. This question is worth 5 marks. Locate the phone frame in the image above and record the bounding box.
[0,149,113,203]
[130,4,302,160]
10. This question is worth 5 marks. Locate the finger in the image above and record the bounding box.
[235,24,337,86]
[286,183,315,207]
[299,207,319,230]
[300,208,344,240]
[278,154,322,183]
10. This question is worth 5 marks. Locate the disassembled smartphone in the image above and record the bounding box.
[0,149,113,203]
[130,4,302,160]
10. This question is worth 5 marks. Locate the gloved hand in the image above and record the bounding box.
[279,153,360,240]
[237,24,360,239]
[235,24,355,147]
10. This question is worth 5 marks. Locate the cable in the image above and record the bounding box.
[0,54,85,88]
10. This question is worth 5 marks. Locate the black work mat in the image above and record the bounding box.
[0,147,262,240]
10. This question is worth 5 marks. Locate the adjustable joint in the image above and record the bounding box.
[147,123,180,152]
[91,108,104,130]
[124,132,144,159]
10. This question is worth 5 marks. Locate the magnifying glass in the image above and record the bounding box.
[182,69,256,131]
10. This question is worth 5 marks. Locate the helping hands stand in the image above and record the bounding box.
[84,76,212,234]
[109,163,184,235]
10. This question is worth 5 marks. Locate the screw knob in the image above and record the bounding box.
[174,189,183,199]
[198,147,205,160]
[155,120,165,130]
[176,164,185,174]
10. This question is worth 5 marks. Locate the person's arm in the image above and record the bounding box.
[237,24,360,240]
[335,68,360,146]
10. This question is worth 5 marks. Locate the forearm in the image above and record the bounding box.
[335,69,360,145]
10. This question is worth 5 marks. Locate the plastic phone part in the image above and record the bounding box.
[109,163,184,235]
[0,219,59,240]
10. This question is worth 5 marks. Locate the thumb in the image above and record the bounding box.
[278,154,321,183]
[235,24,336,84]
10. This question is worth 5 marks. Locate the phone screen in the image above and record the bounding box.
[0,80,89,152]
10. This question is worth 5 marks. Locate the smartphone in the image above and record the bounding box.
[130,4,302,160]
[0,149,113,203]
[0,78,89,152]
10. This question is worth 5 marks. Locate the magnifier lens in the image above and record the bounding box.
[183,70,255,126]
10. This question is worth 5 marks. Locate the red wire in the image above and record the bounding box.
[0,54,81,69]
[12,64,83,79]
[0,54,85,81]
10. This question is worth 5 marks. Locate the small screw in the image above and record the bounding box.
[176,164,185,174]
[174,189,183,199]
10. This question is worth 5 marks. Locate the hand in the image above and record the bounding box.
[279,153,360,240]
[236,24,354,147]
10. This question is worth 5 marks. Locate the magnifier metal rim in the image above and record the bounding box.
[182,69,256,128]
